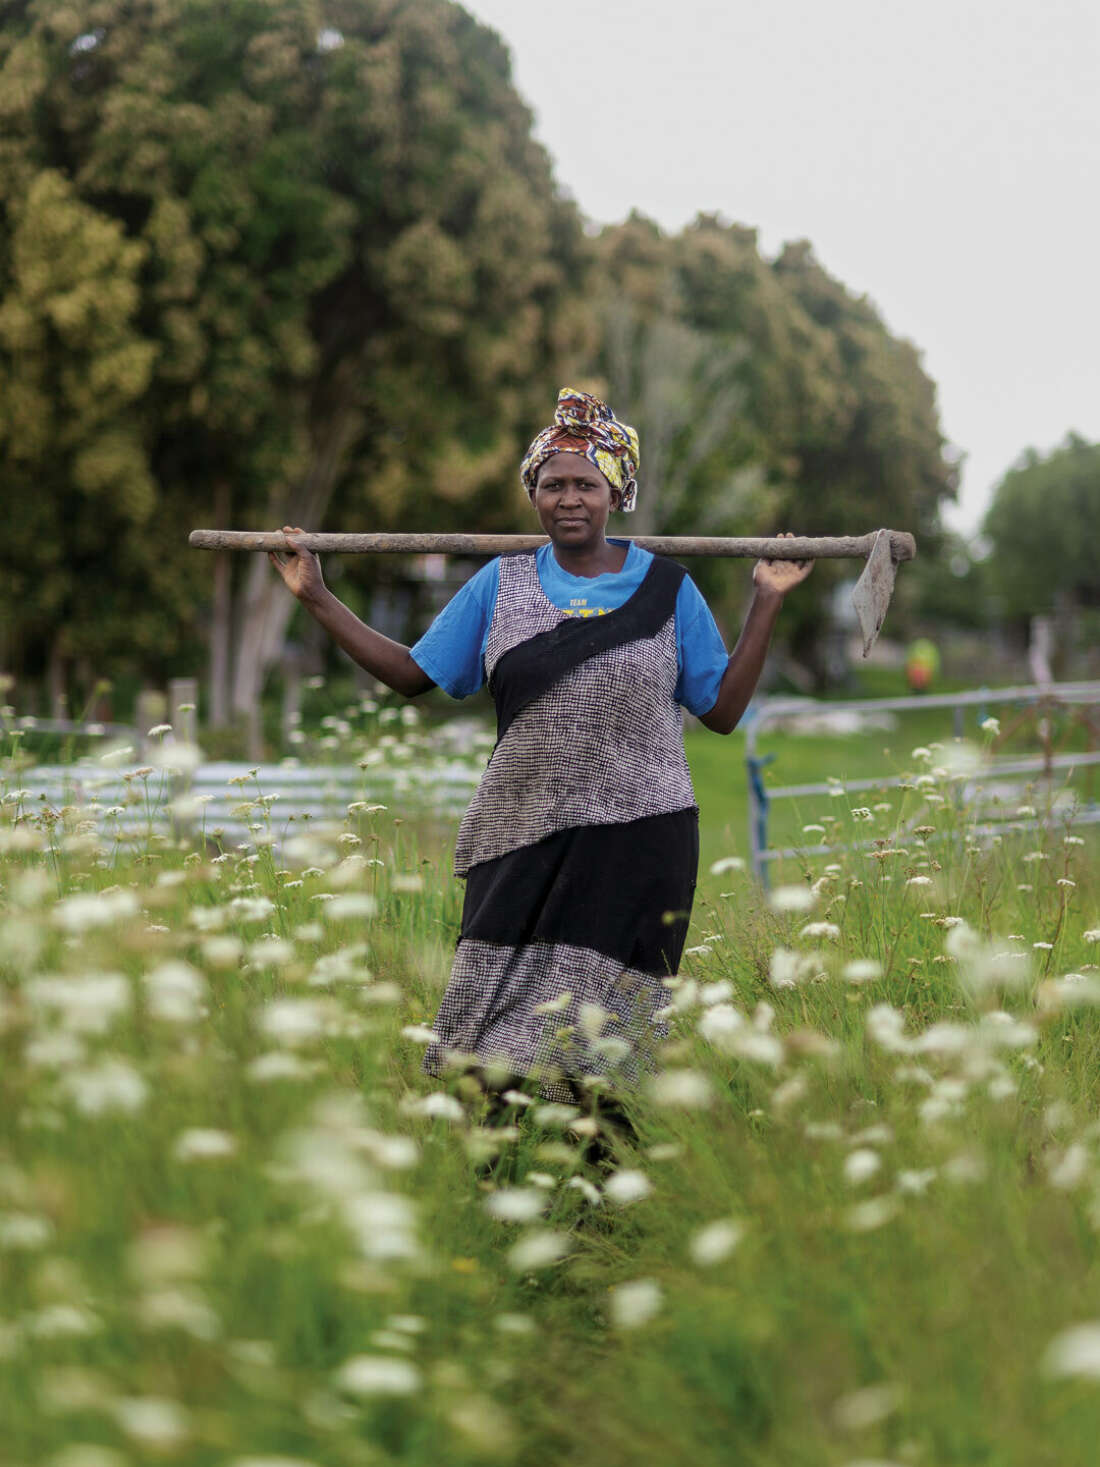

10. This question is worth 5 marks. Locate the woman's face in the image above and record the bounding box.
[532,451,621,549]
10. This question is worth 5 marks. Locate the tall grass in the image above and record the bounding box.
[1,722,1099,1467]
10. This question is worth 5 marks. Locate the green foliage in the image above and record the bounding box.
[0,0,586,688]
[585,215,957,671]
[900,528,995,633]
[984,434,1100,620]
[1,0,957,699]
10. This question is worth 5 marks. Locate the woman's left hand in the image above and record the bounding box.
[753,531,814,598]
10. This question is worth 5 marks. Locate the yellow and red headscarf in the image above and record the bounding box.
[520,388,640,512]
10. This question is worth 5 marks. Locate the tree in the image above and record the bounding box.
[582,216,956,679]
[0,168,158,700]
[0,0,587,742]
[984,434,1100,627]
[768,240,958,682]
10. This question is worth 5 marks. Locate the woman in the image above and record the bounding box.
[269,388,812,1111]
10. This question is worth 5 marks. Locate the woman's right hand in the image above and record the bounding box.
[268,525,327,604]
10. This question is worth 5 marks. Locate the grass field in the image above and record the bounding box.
[2,710,1100,1467]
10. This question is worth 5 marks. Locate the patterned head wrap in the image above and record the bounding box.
[520,388,640,512]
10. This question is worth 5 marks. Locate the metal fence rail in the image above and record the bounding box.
[6,758,481,850]
[744,681,1100,881]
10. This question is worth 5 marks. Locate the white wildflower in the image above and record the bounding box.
[689,1219,744,1266]
[138,1286,221,1341]
[730,1031,785,1066]
[28,1304,101,1338]
[52,888,139,934]
[25,973,130,1034]
[566,1176,602,1205]
[609,1279,662,1329]
[228,896,276,923]
[248,936,296,968]
[942,1150,987,1184]
[648,1069,713,1108]
[843,1149,882,1185]
[484,1188,544,1223]
[25,1032,85,1070]
[324,893,378,921]
[336,1356,422,1396]
[145,962,205,1023]
[578,1002,609,1038]
[771,1073,809,1112]
[259,998,327,1046]
[342,1193,418,1261]
[246,1052,320,1083]
[799,922,840,941]
[532,991,572,1015]
[1042,1323,1100,1380]
[111,1397,191,1448]
[152,740,201,774]
[400,1024,439,1044]
[507,1230,569,1272]
[708,856,745,875]
[768,884,816,913]
[697,1003,746,1049]
[905,875,934,888]
[845,1196,900,1232]
[533,1102,579,1128]
[201,935,242,969]
[865,1005,911,1053]
[769,946,822,988]
[494,1313,535,1335]
[842,959,883,984]
[230,1459,319,1467]
[833,1383,904,1431]
[979,717,1000,735]
[896,1168,937,1195]
[173,1129,237,1163]
[0,1213,54,1250]
[1047,1144,1090,1191]
[1038,976,1100,1011]
[61,1059,148,1115]
[402,1092,464,1123]
[127,1226,208,1287]
[604,1170,653,1205]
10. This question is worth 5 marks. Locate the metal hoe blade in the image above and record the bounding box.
[850,528,897,658]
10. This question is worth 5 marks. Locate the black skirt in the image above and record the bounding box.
[422,806,698,1100]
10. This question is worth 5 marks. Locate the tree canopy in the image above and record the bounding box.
[1,0,961,712]
[0,0,586,708]
[585,214,957,676]
[983,434,1100,620]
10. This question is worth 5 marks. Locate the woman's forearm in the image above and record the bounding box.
[300,587,435,698]
[699,587,785,735]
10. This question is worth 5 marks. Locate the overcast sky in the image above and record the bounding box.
[461,0,1100,535]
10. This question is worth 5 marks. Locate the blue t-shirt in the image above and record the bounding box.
[410,540,728,716]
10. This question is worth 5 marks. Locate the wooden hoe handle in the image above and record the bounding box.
[189,529,917,562]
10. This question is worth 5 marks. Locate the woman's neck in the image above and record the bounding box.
[550,537,628,578]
